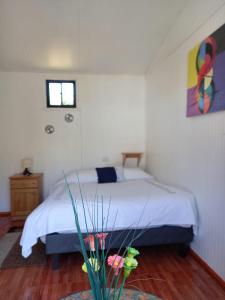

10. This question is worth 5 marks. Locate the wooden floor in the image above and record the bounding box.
[0,217,225,300]
[0,217,11,237]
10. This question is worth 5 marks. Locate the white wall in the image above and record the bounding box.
[0,72,146,211]
[146,0,225,279]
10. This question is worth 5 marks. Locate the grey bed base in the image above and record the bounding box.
[46,225,193,269]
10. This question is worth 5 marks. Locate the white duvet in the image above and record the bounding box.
[20,179,198,258]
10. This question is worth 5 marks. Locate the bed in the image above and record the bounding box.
[20,167,198,269]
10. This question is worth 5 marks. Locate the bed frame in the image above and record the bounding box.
[46,225,193,269]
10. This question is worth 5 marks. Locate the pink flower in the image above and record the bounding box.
[107,255,125,275]
[84,234,95,251]
[96,233,108,250]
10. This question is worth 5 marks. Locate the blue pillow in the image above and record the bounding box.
[96,167,117,183]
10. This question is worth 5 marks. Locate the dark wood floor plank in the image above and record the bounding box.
[0,218,225,300]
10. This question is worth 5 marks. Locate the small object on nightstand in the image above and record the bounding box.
[9,173,43,220]
[122,152,143,167]
[21,158,32,176]
[23,168,32,176]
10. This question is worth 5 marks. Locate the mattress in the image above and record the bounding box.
[20,178,198,258]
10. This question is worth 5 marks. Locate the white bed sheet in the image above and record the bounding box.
[20,179,198,258]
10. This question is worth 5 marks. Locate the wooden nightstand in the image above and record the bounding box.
[9,173,43,220]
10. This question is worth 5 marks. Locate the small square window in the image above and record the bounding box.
[46,80,76,108]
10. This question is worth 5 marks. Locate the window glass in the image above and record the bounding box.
[49,83,62,106]
[62,83,74,105]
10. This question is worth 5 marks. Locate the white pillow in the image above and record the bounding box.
[114,166,125,182]
[59,167,124,185]
[77,169,98,183]
[123,168,153,181]
[61,169,98,184]
[56,166,126,187]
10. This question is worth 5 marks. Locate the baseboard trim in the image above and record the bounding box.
[0,212,11,217]
[190,249,225,290]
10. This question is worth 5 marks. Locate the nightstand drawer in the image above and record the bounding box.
[11,179,38,189]
[11,189,39,217]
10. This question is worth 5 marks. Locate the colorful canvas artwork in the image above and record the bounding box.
[187,24,225,117]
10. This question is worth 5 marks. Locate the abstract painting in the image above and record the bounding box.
[187,23,225,117]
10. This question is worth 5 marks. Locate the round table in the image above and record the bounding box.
[61,289,162,300]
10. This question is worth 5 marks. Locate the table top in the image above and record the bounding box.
[9,173,43,179]
[121,152,143,166]
[61,288,162,300]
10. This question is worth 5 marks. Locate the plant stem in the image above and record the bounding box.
[113,275,120,300]
[117,276,126,300]
[101,250,107,299]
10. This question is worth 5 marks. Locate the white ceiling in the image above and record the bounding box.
[0,0,186,74]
